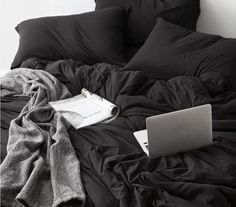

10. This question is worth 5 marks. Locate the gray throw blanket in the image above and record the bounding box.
[0,68,85,207]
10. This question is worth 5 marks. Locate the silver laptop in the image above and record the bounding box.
[133,104,213,157]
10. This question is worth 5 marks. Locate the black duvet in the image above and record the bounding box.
[1,58,236,207]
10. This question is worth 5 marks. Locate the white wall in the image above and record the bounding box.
[0,0,95,76]
[197,0,236,38]
[0,0,236,76]
[1,0,50,72]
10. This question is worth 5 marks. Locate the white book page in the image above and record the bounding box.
[133,129,149,156]
[81,89,119,116]
[49,94,111,129]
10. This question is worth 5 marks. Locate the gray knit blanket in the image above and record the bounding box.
[0,68,85,207]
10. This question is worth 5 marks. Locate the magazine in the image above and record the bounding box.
[49,88,120,129]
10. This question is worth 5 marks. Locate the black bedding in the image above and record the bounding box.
[1,59,236,207]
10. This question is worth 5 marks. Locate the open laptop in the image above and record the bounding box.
[133,104,213,157]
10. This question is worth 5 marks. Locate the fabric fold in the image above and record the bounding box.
[0,68,85,207]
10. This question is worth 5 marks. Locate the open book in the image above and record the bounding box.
[49,88,119,129]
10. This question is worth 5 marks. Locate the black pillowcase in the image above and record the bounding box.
[124,18,236,91]
[95,0,200,60]
[11,7,126,69]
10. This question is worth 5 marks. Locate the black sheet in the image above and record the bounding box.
[1,96,30,162]
[2,59,236,207]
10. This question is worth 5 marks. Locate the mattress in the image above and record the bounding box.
[1,59,236,206]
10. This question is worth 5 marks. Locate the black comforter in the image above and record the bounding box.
[1,58,236,207]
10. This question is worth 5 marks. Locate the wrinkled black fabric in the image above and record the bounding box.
[11,7,126,69]
[2,59,236,207]
[1,96,30,162]
[95,0,200,60]
[125,18,236,91]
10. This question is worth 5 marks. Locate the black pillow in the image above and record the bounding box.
[95,0,200,60]
[11,7,126,69]
[124,18,236,90]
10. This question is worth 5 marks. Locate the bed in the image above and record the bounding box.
[1,0,236,207]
